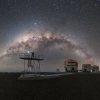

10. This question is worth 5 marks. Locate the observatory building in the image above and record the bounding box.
[64,59,78,72]
[92,65,99,72]
[82,64,91,72]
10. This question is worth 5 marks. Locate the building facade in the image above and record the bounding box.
[64,59,78,72]
[92,65,99,72]
[82,64,91,72]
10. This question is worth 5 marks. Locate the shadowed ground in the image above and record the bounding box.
[0,73,100,100]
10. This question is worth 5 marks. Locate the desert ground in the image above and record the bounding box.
[0,73,100,100]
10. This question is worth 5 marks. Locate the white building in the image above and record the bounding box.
[82,64,91,72]
[92,65,99,72]
[64,59,78,72]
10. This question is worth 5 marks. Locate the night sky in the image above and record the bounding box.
[0,0,100,72]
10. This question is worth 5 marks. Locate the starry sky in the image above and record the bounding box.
[0,0,100,72]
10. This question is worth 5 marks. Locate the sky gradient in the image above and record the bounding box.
[0,0,100,71]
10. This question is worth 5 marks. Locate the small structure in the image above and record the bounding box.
[64,59,78,72]
[82,64,91,72]
[18,51,45,79]
[56,68,60,72]
[20,51,43,73]
[92,65,99,72]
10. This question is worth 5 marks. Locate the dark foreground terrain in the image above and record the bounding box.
[0,73,100,100]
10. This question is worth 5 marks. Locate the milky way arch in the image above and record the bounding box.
[4,32,94,64]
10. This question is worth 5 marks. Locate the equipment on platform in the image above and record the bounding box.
[19,51,43,73]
